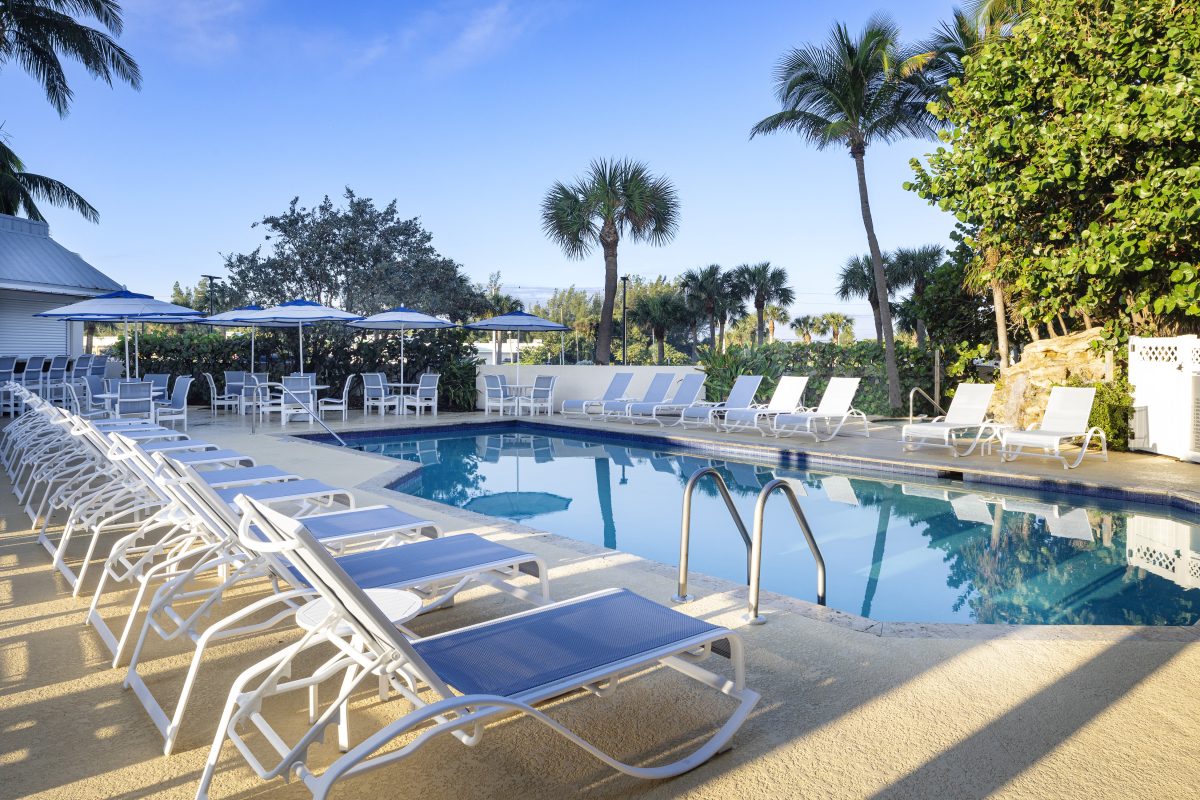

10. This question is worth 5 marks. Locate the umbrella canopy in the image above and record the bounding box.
[462,491,571,521]
[34,290,203,378]
[466,310,568,379]
[348,307,457,384]
[198,304,296,370]
[227,299,362,373]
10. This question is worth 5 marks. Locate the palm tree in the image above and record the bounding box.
[790,314,819,344]
[836,253,892,344]
[889,244,943,347]
[680,264,724,348]
[751,15,935,409]
[821,311,854,345]
[0,0,142,117]
[0,136,97,221]
[629,289,686,364]
[541,158,680,364]
[482,275,523,365]
[715,277,745,352]
[765,304,790,342]
[731,262,795,346]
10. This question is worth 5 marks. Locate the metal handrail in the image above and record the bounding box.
[247,380,348,447]
[673,467,752,603]
[908,386,947,424]
[747,479,826,624]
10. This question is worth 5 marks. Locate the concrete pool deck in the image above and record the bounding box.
[3,409,1200,798]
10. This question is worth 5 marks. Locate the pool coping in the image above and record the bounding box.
[289,418,1200,642]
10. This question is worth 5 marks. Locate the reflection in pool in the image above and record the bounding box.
[345,426,1200,626]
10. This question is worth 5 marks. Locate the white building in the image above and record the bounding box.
[0,214,122,355]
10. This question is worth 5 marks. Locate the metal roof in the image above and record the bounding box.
[0,213,122,296]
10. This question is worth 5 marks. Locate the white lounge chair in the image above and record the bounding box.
[318,374,354,421]
[722,376,809,435]
[998,386,1108,469]
[901,383,996,455]
[196,495,758,799]
[678,375,763,429]
[560,371,634,416]
[772,377,868,440]
[601,372,674,418]
[625,373,706,425]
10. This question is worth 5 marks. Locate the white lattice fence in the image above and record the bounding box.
[1128,335,1200,461]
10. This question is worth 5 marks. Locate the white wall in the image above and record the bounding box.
[475,364,702,411]
[0,289,81,356]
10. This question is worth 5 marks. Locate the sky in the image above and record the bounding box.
[2,0,960,338]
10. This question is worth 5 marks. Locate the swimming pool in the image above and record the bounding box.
[331,424,1200,626]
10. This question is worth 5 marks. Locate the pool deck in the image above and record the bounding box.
[3,408,1200,799]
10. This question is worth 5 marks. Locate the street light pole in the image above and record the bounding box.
[201,274,223,316]
[620,275,629,365]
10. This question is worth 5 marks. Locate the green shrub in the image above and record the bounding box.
[1067,373,1133,452]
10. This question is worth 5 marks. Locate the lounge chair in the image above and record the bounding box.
[901,383,996,455]
[560,371,634,417]
[195,495,758,799]
[625,373,707,425]
[601,372,674,418]
[998,386,1107,469]
[678,375,763,429]
[772,377,868,440]
[722,376,809,435]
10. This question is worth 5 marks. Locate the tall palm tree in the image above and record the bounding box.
[715,276,745,352]
[0,136,97,221]
[836,253,892,344]
[629,289,686,364]
[680,264,724,348]
[765,304,790,342]
[889,244,943,347]
[482,284,523,365]
[790,314,819,344]
[731,262,795,346]
[821,311,854,345]
[751,15,935,408]
[541,158,680,364]
[0,0,142,117]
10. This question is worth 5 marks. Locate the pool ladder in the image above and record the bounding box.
[673,467,826,624]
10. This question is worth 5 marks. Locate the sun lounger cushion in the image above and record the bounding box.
[216,479,338,504]
[198,465,294,486]
[301,506,432,541]
[413,589,720,697]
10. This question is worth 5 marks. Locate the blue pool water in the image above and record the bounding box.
[336,425,1200,626]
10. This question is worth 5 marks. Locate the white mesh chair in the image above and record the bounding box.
[519,374,555,416]
[901,383,996,455]
[679,375,762,429]
[625,373,707,425]
[772,377,868,440]
[154,375,193,430]
[195,495,758,799]
[560,371,634,417]
[115,381,155,420]
[204,372,240,415]
[482,374,518,415]
[319,374,354,421]
[362,373,399,416]
[998,386,1107,469]
[402,373,439,417]
[722,376,809,435]
[600,372,673,419]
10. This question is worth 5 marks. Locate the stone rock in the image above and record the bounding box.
[991,327,1111,427]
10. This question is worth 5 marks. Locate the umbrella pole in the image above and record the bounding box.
[135,322,141,379]
[123,318,130,378]
[250,327,256,370]
[400,326,405,386]
[298,322,304,374]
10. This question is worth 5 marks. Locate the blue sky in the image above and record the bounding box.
[2,0,959,336]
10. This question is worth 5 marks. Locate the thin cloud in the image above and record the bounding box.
[125,0,249,61]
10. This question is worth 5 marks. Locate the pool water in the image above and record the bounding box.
[343,425,1200,626]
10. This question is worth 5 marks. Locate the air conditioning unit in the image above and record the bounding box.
[1127,336,1200,462]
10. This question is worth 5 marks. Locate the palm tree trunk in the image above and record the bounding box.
[1056,312,1068,336]
[596,227,619,365]
[656,332,665,364]
[869,297,883,344]
[831,323,841,345]
[719,318,727,352]
[756,302,766,345]
[985,247,1010,364]
[594,458,616,550]
[1028,322,1040,341]
[861,496,892,618]
[852,147,901,409]
[710,314,718,348]
[915,320,927,349]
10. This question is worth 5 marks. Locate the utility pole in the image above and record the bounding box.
[620,275,629,365]
[200,274,223,316]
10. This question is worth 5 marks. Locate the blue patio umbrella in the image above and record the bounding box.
[348,306,457,384]
[221,299,362,373]
[466,310,568,384]
[463,491,571,521]
[199,305,296,371]
[34,290,203,378]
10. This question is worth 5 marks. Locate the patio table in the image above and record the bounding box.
[386,382,418,415]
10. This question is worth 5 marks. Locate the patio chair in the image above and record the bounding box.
[998,386,1107,469]
[625,373,707,425]
[901,383,996,456]
[144,373,170,397]
[722,376,809,435]
[71,354,93,379]
[90,354,109,377]
[154,375,193,430]
[482,374,518,415]
[402,373,440,417]
[203,372,240,415]
[223,370,245,399]
[601,372,674,419]
[195,495,758,799]
[362,373,400,416]
[560,371,634,416]
[278,375,317,425]
[0,356,16,416]
[239,373,270,415]
[678,375,763,429]
[772,377,868,440]
[115,381,155,420]
[519,374,555,416]
[19,355,47,393]
[44,355,69,404]
[319,374,354,421]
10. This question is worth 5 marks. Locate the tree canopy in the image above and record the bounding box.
[908,0,1200,336]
